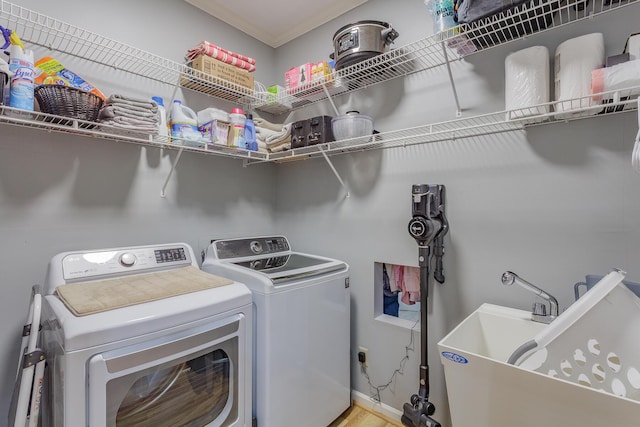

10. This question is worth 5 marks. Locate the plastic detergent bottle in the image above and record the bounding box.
[229,107,246,149]
[244,113,257,151]
[152,96,168,141]
[170,100,199,143]
[8,43,34,111]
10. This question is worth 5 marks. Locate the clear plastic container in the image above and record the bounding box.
[331,111,374,142]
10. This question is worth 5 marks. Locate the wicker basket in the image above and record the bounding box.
[34,84,104,122]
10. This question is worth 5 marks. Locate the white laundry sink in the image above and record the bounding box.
[438,302,640,427]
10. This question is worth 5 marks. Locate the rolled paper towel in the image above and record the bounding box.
[591,59,640,102]
[554,33,605,116]
[505,46,550,122]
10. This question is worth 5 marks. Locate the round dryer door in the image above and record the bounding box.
[113,349,232,426]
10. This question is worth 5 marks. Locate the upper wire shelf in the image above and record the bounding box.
[253,0,639,114]
[0,0,261,104]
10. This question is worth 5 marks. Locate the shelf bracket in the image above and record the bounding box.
[318,146,350,198]
[441,41,462,117]
[160,147,184,198]
[321,82,341,116]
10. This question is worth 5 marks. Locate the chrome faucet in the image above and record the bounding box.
[501,271,559,324]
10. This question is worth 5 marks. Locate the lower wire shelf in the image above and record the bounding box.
[1,85,638,165]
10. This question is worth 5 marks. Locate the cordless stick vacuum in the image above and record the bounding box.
[401,184,449,427]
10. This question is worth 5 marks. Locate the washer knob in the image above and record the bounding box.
[119,253,136,267]
[250,240,263,254]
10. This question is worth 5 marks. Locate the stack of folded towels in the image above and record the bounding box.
[186,40,256,73]
[254,117,291,153]
[98,94,159,134]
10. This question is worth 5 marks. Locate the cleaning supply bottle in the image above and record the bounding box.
[152,96,168,142]
[244,113,257,151]
[8,42,34,112]
[170,99,199,145]
[229,107,246,149]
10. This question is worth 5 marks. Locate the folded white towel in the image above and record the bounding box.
[107,94,158,110]
[254,117,284,132]
[99,106,159,122]
[256,123,291,145]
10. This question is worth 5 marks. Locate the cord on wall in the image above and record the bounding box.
[360,318,419,403]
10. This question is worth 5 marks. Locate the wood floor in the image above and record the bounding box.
[329,402,402,427]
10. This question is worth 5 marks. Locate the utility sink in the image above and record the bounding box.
[438,302,640,427]
[439,303,546,363]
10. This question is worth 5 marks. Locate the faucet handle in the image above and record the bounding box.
[532,302,547,317]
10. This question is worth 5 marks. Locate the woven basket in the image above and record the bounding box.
[34,84,104,122]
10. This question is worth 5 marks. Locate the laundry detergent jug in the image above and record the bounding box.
[170,100,201,145]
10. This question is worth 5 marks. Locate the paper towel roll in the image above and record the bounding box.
[554,33,605,117]
[505,46,550,123]
[591,59,640,102]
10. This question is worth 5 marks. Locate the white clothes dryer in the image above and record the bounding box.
[40,242,252,427]
[201,236,350,427]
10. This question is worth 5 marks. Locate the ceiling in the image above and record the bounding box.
[184,0,369,48]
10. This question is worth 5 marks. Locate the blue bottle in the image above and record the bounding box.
[244,113,258,151]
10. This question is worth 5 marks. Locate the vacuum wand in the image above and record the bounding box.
[402,185,448,427]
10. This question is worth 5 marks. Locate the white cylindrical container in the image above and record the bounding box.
[554,33,605,117]
[8,44,35,112]
[229,107,246,149]
[505,46,549,123]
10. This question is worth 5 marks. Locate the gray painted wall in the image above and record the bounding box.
[272,0,640,425]
[0,0,278,419]
[2,0,640,425]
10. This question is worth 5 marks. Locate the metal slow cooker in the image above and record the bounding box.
[330,20,399,70]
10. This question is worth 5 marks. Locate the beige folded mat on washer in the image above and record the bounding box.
[56,266,233,316]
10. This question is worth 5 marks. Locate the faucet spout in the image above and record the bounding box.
[501,271,559,323]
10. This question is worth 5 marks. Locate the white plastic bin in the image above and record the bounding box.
[438,269,640,427]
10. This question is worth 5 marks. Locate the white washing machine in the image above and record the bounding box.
[40,242,252,427]
[201,236,350,427]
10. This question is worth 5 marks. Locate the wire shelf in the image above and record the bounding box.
[267,86,640,162]
[0,106,271,162]
[1,86,637,164]
[254,0,638,114]
[0,1,261,104]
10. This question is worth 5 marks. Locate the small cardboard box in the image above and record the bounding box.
[181,55,254,98]
[199,119,231,149]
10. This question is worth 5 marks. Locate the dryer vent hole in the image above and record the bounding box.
[560,360,573,377]
[578,374,592,387]
[607,352,622,373]
[573,348,587,366]
[592,364,606,383]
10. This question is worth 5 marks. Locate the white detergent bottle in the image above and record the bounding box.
[170,100,199,145]
[152,96,168,142]
[8,44,34,112]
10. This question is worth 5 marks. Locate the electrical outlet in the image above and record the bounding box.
[358,346,368,367]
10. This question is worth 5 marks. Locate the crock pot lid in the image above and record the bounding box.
[333,20,391,39]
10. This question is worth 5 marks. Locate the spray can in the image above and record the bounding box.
[152,96,168,142]
[8,44,34,111]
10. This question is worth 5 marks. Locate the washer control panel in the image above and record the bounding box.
[61,244,191,281]
[213,236,290,259]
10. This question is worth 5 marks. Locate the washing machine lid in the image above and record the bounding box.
[227,253,346,284]
[205,236,347,285]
